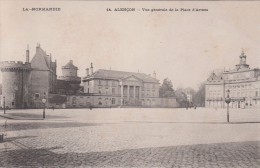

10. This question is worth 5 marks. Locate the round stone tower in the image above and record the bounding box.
[0,61,31,108]
[59,60,81,90]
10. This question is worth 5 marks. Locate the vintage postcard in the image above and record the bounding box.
[0,0,259,167]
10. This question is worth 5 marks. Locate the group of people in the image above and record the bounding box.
[186,102,196,110]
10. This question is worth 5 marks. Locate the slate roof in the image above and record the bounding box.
[88,69,159,83]
[207,72,223,81]
[63,60,78,69]
[31,46,56,71]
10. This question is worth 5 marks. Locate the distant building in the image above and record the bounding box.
[81,64,177,107]
[0,44,57,108]
[205,51,260,108]
[57,60,81,95]
[30,44,57,108]
[0,44,178,108]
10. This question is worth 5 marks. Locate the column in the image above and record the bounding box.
[127,85,130,103]
[133,86,136,104]
[120,85,123,105]
[139,87,142,98]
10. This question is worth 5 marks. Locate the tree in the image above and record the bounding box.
[159,78,175,98]
[193,82,206,107]
[175,88,188,107]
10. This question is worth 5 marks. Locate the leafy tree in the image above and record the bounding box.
[193,82,206,107]
[159,78,175,98]
[175,88,188,107]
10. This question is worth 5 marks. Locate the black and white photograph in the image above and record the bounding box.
[0,0,259,167]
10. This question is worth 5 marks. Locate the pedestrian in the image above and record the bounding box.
[52,106,55,110]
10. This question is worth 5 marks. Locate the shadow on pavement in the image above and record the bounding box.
[6,112,69,119]
[5,136,38,142]
[0,141,259,167]
[5,122,102,131]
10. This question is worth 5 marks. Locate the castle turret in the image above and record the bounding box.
[0,61,31,108]
[59,60,81,90]
[236,50,250,70]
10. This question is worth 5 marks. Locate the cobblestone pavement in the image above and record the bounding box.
[0,108,259,167]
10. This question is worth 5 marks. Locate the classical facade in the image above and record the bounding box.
[205,51,260,108]
[81,64,177,107]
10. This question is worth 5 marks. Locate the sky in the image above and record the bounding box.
[0,1,260,90]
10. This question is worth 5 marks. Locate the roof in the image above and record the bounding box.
[31,45,56,71]
[63,60,78,69]
[207,72,223,81]
[87,69,159,83]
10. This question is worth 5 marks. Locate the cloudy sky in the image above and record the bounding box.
[1,1,260,89]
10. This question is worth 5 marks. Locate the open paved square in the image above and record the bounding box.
[0,107,260,167]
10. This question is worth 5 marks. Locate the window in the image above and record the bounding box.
[87,97,90,103]
[112,88,115,95]
[98,80,102,85]
[72,97,76,105]
[35,93,40,99]
[106,80,109,86]
[98,97,102,105]
[112,98,116,104]
[99,87,102,94]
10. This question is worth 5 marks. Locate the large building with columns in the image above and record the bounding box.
[205,51,260,108]
[81,66,177,107]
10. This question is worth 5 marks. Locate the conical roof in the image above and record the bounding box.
[63,60,78,69]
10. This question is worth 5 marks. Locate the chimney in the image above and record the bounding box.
[153,71,156,79]
[36,43,40,53]
[26,44,29,63]
[90,63,93,75]
[86,68,89,76]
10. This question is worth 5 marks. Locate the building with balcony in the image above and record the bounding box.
[205,50,260,108]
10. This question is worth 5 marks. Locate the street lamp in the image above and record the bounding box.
[225,89,231,123]
[3,96,5,114]
[42,93,46,119]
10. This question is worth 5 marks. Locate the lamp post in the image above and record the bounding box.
[42,93,46,119]
[225,89,231,123]
[3,96,5,114]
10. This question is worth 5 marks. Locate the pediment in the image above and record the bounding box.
[122,75,143,82]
